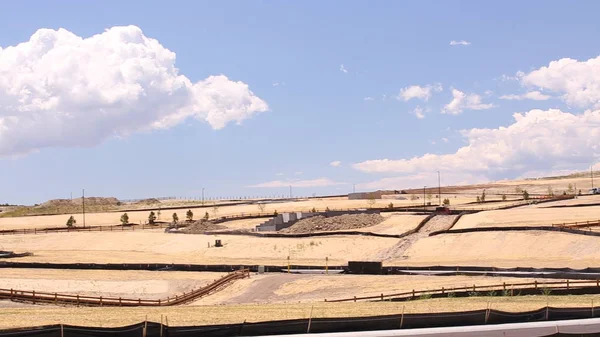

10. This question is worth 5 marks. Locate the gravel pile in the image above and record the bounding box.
[183,220,227,233]
[280,213,385,234]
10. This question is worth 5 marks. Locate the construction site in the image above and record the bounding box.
[0,173,600,335]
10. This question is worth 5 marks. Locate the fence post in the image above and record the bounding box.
[400,305,405,328]
[77,294,79,306]
[100,296,102,306]
[567,280,569,289]
[441,287,444,294]
[10,289,13,300]
[503,282,506,291]
[535,280,538,289]
[55,293,57,304]
[32,290,36,304]
[381,293,384,301]
[353,296,356,302]
[119,297,122,306]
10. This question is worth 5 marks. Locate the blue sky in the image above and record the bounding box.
[2,1,600,204]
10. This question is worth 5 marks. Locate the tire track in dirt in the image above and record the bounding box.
[376,215,459,261]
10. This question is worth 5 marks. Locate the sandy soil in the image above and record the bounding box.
[1,296,600,328]
[196,274,540,305]
[391,231,600,268]
[455,204,600,229]
[0,269,224,300]
[362,213,426,235]
[0,231,398,265]
[0,198,425,230]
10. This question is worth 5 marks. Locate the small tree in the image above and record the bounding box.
[367,196,377,208]
[257,203,266,213]
[442,198,450,205]
[325,206,331,212]
[522,190,530,200]
[547,186,554,197]
[426,193,433,201]
[273,210,278,216]
[501,194,507,201]
[388,202,394,209]
[186,209,193,221]
[120,213,129,225]
[515,186,523,193]
[157,207,162,220]
[476,196,481,203]
[567,183,574,194]
[172,213,179,224]
[480,190,486,202]
[148,211,156,225]
[66,216,76,227]
[579,189,582,196]
[311,207,316,213]
[203,211,210,221]
[410,194,419,201]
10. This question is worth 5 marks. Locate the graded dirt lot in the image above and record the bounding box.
[194,274,539,305]
[0,269,224,301]
[455,202,600,229]
[0,197,420,230]
[0,231,399,265]
[394,231,600,268]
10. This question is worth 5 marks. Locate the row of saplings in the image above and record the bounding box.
[65,209,208,228]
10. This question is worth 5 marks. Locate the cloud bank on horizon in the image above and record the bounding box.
[0,25,268,156]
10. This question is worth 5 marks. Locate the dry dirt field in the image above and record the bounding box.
[393,230,600,268]
[0,231,398,265]
[1,177,600,329]
[455,201,600,230]
[0,269,225,300]
[1,295,599,328]
[194,274,539,305]
[0,197,423,230]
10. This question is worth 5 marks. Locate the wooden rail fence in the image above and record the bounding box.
[0,269,249,307]
[325,279,600,303]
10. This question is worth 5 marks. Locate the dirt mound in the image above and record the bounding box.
[42,197,120,208]
[281,213,385,233]
[135,198,161,205]
[183,220,228,233]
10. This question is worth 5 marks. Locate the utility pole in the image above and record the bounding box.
[592,165,595,190]
[423,186,426,210]
[437,170,441,206]
[202,188,205,205]
[289,185,293,199]
[82,189,86,228]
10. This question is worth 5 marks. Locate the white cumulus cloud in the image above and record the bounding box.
[354,108,600,180]
[450,40,471,46]
[521,55,600,108]
[0,26,268,156]
[442,88,494,115]
[364,96,374,101]
[500,91,551,101]
[340,64,348,73]
[330,160,341,167]
[247,178,345,188]
[397,83,442,102]
[410,106,426,119]
[357,172,488,191]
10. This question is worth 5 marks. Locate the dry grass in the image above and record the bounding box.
[1,295,600,329]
